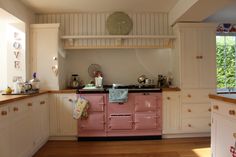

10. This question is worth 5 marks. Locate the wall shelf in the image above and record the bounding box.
[61,35,176,39]
[61,35,176,50]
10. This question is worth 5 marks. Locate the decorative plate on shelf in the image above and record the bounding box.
[106,12,133,35]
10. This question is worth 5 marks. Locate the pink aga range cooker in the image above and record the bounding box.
[77,86,162,138]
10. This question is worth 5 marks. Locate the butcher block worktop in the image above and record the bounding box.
[0,91,49,105]
[209,93,236,104]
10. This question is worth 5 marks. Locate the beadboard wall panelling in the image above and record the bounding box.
[35,12,173,48]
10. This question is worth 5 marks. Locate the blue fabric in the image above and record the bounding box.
[109,89,128,103]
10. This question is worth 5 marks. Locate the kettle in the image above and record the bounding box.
[23,82,32,92]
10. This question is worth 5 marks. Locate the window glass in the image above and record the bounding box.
[216,35,236,91]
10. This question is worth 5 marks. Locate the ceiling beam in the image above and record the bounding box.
[169,0,235,26]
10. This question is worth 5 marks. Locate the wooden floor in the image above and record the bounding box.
[33,137,210,157]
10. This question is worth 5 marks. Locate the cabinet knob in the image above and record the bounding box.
[188,124,192,127]
[143,93,150,95]
[208,123,211,127]
[213,105,219,110]
[40,101,45,105]
[233,133,236,139]
[187,109,192,112]
[208,108,211,112]
[13,107,19,112]
[28,103,33,107]
[229,110,235,116]
[68,99,73,102]
[167,97,171,100]
[187,94,191,98]
[1,111,7,116]
[196,56,203,59]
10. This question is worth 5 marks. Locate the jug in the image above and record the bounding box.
[95,75,103,88]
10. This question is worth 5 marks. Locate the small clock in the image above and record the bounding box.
[106,12,133,35]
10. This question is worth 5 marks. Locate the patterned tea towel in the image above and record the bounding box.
[230,146,236,157]
[109,88,128,103]
[73,97,89,119]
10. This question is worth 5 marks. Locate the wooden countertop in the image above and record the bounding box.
[162,87,181,92]
[0,89,77,106]
[0,91,49,106]
[209,94,236,104]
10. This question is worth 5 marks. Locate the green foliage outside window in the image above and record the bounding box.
[216,36,236,89]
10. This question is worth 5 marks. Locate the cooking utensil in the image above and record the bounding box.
[137,75,146,84]
[88,64,102,78]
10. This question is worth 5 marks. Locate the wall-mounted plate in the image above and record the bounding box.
[106,12,133,35]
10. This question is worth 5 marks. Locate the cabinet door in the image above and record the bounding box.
[180,28,199,88]
[134,113,158,130]
[134,94,157,112]
[80,94,105,112]
[30,24,59,90]
[162,92,181,134]
[39,96,50,141]
[58,94,77,136]
[49,94,59,136]
[108,114,133,130]
[198,28,216,88]
[11,102,33,157]
[79,113,105,131]
[213,114,236,157]
[0,106,11,157]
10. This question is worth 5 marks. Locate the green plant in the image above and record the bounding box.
[216,36,236,89]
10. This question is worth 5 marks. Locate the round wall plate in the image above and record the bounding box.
[106,12,133,35]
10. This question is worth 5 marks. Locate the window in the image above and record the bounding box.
[216,35,236,91]
[0,9,26,91]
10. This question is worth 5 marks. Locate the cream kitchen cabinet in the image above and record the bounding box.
[0,105,11,157]
[162,91,181,134]
[174,23,217,89]
[58,94,77,136]
[49,94,77,138]
[10,100,34,157]
[211,99,236,157]
[31,95,49,153]
[0,95,49,157]
[30,24,66,90]
[180,89,213,134]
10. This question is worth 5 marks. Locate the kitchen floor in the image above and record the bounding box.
[33,137,210,157]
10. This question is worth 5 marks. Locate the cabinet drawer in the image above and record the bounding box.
[134,113,160,130]
[182,89,215,103]
[78,113,105,131]
[211,100,236,120]
[134,95,158,112]
[10,101,29,115]
[109,114,133,130]
[182,118,211,133]
[163,92,180,103]
[81,94,105,112]
[182,103,211,118]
